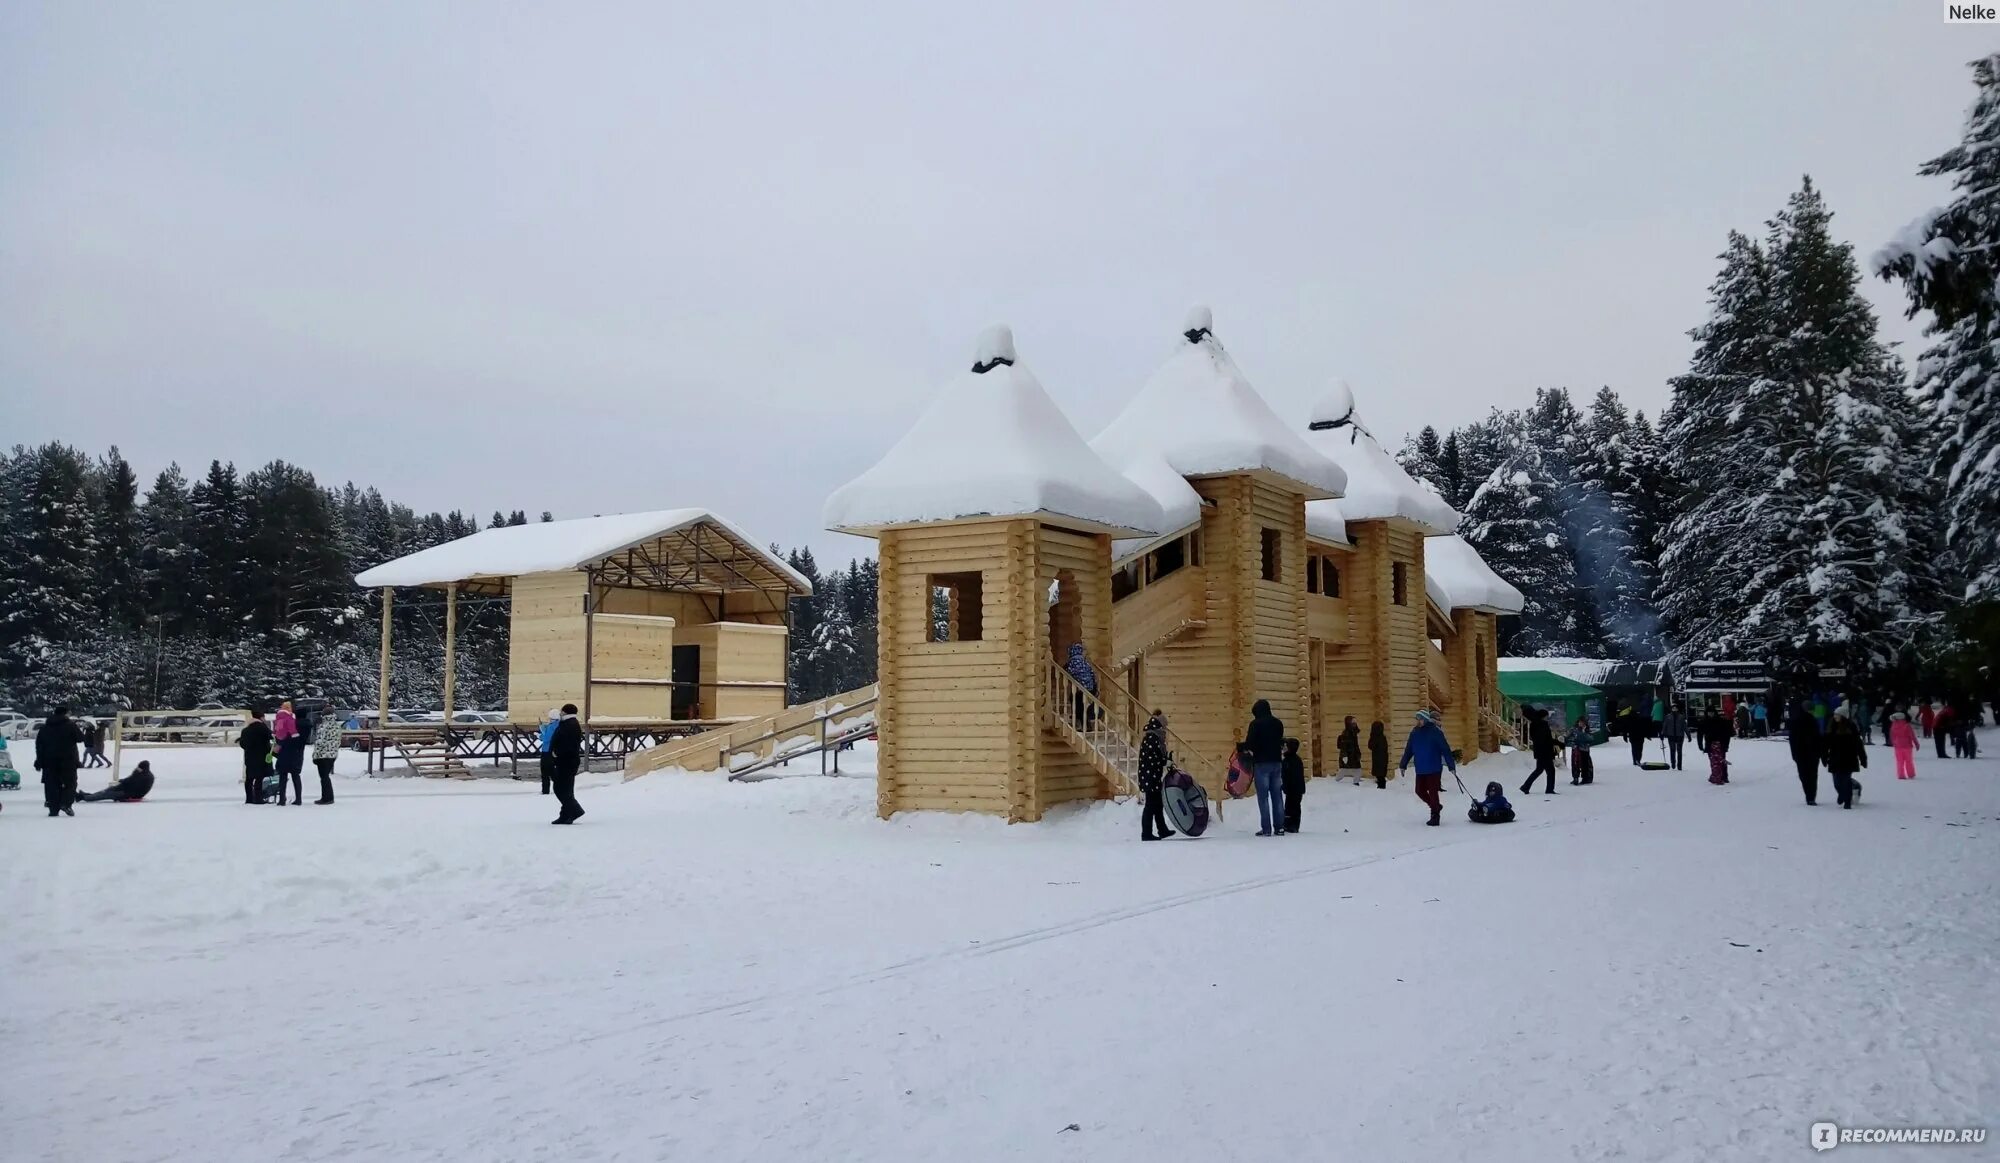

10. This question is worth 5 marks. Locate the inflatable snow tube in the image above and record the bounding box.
[1162,768,1210,837]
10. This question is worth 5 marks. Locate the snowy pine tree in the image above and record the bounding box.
[1663,182,1934,676]
[0,444,107,698]
[1462,444,1595,655]
[1570,388,1663,657]
[1659,231,1776,667]
[1396,426,1445,487]
[1875,52,2000,601]
[96,447,142,630]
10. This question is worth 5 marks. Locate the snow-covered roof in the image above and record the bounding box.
[1496,657,1617,684]
[1497,655,1671,690]
[355,509,811,594]
[1305,497,1351,547]
[824,326,1165,539]
[1110,452,1208,565]
[1424,533,1524,614]
[1092,308,1347,501]
[1300,381,1460,535]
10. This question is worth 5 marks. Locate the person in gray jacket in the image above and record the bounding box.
[1660,703,1686,771]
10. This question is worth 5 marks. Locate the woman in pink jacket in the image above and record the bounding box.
[1889,712,1920,780]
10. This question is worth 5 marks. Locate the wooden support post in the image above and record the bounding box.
[581,573,596,727]
[442,583,458,731]
[377,588,394,733]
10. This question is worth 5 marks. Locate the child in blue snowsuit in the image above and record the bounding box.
[1469,781,1515,823]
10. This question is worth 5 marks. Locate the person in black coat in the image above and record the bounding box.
[33,706,83,817]
[1787,702,1822,805]
[1336,716,1363,783]
[1519,707,1559,796]
[1367,720,1390,789]
[238,710,274,804]
[78,760,156,802]
[1822,711,1867,809]
[550,704,586,824]
[1280,737,1306,834]
[1136,711,1173,841]
[1243,699,1286,837]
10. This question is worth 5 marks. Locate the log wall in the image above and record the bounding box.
[507,571,589,715]
[875,521,1037,819]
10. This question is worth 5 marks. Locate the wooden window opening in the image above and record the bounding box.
[1392,561,1410,607]
[1260,528,1281,582]
[928,571,984,642]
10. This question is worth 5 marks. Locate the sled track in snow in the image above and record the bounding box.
[407,787,1683,1091]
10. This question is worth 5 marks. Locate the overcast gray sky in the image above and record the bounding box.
[0,2,1981,564]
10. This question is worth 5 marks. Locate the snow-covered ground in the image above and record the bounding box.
[6,732,1997,1162]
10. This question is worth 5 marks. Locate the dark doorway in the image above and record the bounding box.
[672,645,701,719]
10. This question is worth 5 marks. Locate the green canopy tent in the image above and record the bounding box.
[1498,669,1608,744]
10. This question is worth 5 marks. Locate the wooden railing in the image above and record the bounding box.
[1046,661,1220,817]
[1427,641,1452,707]
[1480,694,1523,749]
[624,683,878,779]
[1110,565,1206,668]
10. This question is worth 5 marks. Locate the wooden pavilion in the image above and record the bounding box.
[354,509,811,730]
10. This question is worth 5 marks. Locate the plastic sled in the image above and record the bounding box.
[1224,754,1253,799]
[1161,767,1210,837]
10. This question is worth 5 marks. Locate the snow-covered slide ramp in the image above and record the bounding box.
[624,684,878,779]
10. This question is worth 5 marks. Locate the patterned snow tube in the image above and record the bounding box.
[1162,767,1210,837]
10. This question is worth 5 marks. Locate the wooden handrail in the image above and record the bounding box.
[1094,671,1217,792]
[1046,661,1220,817]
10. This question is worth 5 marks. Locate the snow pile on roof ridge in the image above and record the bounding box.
[1424,533,1524,614]
[1092,308,1347,500]
[824,326,1165,538]
[355,509,810,591]
[1301,380,1460,534]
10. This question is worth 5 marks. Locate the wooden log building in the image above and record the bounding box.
[828,312,1524,822]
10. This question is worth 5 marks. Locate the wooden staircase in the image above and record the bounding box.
[391,738,475,779]
[624,684,878,779]
[1046,661,1220,816]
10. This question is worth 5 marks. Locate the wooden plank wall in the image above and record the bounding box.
[588,613,676,721]
[1445,608,1481,762]
[1381,525,1431,765]
[507,571,589,715]
[1037,525,1114,810]
[1140,477,1246,777]
[875,521,1032,819]
[1472,611,1501,753]
[1247,478,1310,748]
[596,587,788,626]
[1320,523,1386,769]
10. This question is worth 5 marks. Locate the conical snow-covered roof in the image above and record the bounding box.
[1301,380,1460,535]
[1092,308,1346,500]
[1423,533,1525,614]
[824,326,1166,538]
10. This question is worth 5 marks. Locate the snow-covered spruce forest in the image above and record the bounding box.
[7,58,2000,713]
[0,448,884,712]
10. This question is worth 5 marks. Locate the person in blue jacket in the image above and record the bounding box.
[537,708,560,795]
[1398,709,1456,827]
[1468,781,1515,823]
